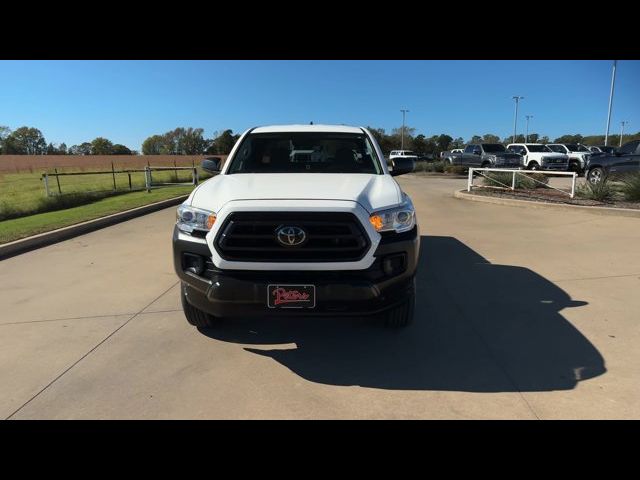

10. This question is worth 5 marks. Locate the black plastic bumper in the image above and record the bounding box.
[173,225,420,318]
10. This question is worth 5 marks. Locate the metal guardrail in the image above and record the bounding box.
[41,165,199,196]
[467,168,578,199]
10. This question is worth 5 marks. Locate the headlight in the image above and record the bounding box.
[176,204,216,234]
[369,196,416,233]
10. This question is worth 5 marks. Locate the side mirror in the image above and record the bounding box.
[201,157,222,173]
[390,157,415,176]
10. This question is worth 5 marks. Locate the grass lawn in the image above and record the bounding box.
[0,167,206,220]
[0,186,193,244]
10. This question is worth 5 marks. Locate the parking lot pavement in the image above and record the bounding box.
[1,176,639,419]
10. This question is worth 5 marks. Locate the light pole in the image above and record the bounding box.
[525,115,534,143]
[605,60,617,146]
[620,121,629,147]
[400,109,409,150]
[512,96,524,143]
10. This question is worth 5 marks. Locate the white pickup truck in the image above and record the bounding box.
[506,143,569,170]
[546,143,591,174]
[389,150,418,161]
[173,125,420,328]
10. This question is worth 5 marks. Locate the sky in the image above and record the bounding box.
[1,60,638,150]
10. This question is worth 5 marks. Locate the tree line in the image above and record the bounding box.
[0,125,241,156]
[2,124,638,156]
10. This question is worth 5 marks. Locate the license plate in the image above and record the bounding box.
[267,284,316,309]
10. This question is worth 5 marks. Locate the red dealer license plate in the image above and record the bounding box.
[267,284,316,309]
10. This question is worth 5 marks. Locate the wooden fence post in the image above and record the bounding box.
[54,168,62,194]
[43,173,51,197]
[111,162,117,191]
[145,166,151,192]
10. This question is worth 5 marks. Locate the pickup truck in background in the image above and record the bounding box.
[389,150,419,161]
[586,145,616,154]
[441,149,463,162]
[584,140,640,184]
[507,143,569,170]
[448,143,522,169]
[546,143,592,174]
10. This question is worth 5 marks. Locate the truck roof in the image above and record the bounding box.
[251,124,365,134]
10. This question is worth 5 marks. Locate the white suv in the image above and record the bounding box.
[173,125,420,328]
[507,143,569,170]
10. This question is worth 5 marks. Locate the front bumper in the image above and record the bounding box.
[541,163,569,171]
[173,225,420,318]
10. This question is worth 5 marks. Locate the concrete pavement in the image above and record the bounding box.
[1,176,639,419]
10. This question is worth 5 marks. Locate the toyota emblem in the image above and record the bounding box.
[276,226,307,247]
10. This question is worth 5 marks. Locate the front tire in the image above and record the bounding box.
[587,167,604,184]
[529,162,540,171]
[181,283,217,328]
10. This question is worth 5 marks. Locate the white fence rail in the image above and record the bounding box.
[467,168,578,199]
[41,166,199,196]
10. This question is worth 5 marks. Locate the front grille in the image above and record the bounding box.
[214,212,371,262]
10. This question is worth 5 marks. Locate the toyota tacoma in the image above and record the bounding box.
[173,125,420,328]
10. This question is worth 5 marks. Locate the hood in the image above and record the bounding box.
[538,152,568,159]
[190,173,402,213]
[493,152,521,158]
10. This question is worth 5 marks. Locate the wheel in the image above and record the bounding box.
[568,161,580,173]
[529,162,540,171]
[181,282,217,328]
[587,167,604,184]
[481,162,491,169]
[384,279,416,328]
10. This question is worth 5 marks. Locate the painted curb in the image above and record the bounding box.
[0,195,188,260]
[454,190,640,218]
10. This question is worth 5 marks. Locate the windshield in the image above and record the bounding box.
[226,132,382,174]
[527,144,552,152]
[564,144,589,152]
[482,144,506,153]
[547,145,566,153]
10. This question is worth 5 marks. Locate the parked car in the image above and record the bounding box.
[584,140,640,184]
[174,124,419,328]
[546,143,591,174]
[389,150,418,161]
[440,149,464,162]
[414,152,435,162]
[449,143,522,169]
[506,143,569,170]
[586,145,616,154]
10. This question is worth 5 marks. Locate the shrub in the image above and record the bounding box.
[482,171,552,190]
[445,165,466,175]
[620,173,640,201]
[576,177,613,201]
[417,160,446,173]
[526,172,550,188]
